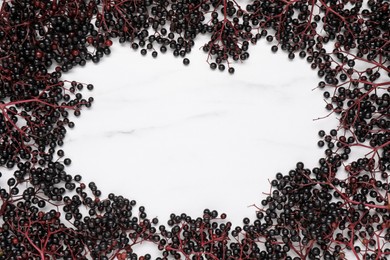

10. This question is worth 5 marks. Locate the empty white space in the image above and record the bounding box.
[63,39,335,225]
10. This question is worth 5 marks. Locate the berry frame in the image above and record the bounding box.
[0,0,389,259]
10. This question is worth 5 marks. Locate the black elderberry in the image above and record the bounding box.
[183,58,190,65]
[64,158,72,166]
[87,84,94,90]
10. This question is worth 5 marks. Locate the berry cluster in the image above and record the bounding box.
[0,0,389,259]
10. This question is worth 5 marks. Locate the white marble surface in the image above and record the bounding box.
[62,38,336,225]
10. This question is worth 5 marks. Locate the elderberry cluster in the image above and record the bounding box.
[0,0,389,259]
